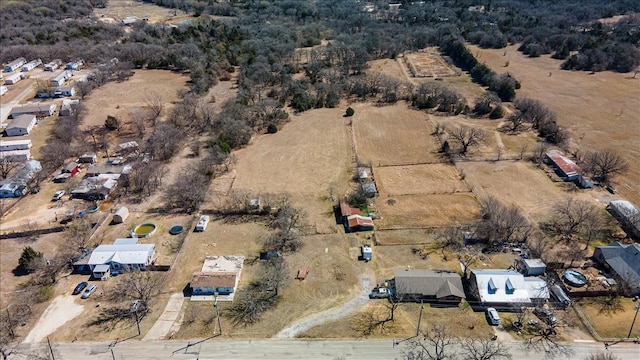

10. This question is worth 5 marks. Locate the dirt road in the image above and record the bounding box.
[23,295,85,343]
[274,271,374,339]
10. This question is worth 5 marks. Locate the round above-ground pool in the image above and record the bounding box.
[133,223,157,238]
[169,225,184,235]
[87,203,99,213]
[563,269,588,287]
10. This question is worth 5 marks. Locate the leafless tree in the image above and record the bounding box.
[477,197,532,246]
[503,111,530,134]
[551,198,602,241]
[124,161,167,197]
[513,98,556,129]
[129,107,147,139]
[584,352,620,360]
[144,91,164,125]
[0,158,20,180]
[523,322,573,359]
[147,122,183,161]
[109,270,163,304]
[531,142,550,165]
[403,323,458,360]
[61,216,97,259]
[76,81,95,99]
[446,126,487,156]
[473,91,501,116]
[261,257,288,296]
[164,167,208,213]
[460,337,512,360]
[585,150,629,183]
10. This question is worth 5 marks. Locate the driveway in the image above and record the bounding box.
[23,295,85,343]
[142,293,184,340]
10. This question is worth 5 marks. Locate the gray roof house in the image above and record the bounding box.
[593,242,640,296]
[607,200,640,240]
[393,269,465,305]
[4,115,36,136]
[9,103,56,118]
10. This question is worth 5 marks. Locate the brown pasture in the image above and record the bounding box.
[351,102,441,166]
[81,70,189,129]
[95,0,187,23]
[375,163,469,196]
[403,49,459,78]
[469,44,640,206]
[376,193,481,229]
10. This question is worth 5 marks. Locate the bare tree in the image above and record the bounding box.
[163,168,208,213]
[446,126,487,156]
[129,107,147,139]
[513,98,556,129]
[144,91,164,125]
[503,111,529,134]
[0,157,20,180]
[551,198,602,241]
[109,270,163,304]
[585,150,629,183]
[473,91,501,116]
[261,257,287,296]
[584,352,620,360]
[477,197,532,246]
[403,324,458,360]
[460,337,512,360]
[523,322,573,359]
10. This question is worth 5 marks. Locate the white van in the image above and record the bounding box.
[194,215,210,232]
[486,307,500,325]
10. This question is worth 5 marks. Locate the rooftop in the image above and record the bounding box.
[546,150,581,176]
[87,244,155,266]
[394,269,465,299]
[191,272,237,289]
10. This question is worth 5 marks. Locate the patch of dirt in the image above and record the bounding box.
[375,164,469,196]
[23,295,85,343]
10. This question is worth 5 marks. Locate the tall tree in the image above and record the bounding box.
[585,150,628,183]
[446,125,487,156]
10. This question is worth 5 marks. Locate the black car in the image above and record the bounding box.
[72,281,88,295]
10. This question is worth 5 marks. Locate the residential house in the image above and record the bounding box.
[21,59,42,72]
[190,255,245,300]
[4,73,24,85]
[53,85,76,97]
[4,58,26,73]
[63,162,80,176]
[9,103,56,118]
[339,198,374,232]
[85,164,129,177]
[593,242,640,296]
[59,99,80,116]
[50,71,71,87]
[0,160,41,198]
[65,60,84,70]
[78,153,97,164]
[0,139,32,151]
[0,150,30,162]
[71,174,119,200]
[44,59,62,72]
[545,150,581,181]
[393,269,465,305]
[86,243,156,279]
[607,200,640,240]
[470,269,538,308]
[0,86,7,96]
[4,115,37,136]
[0,183,26,198]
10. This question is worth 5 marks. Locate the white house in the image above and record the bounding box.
[607,200,640,240]
[0,150,31,162]
[21,59,42,72]
[0,139,32,151]
[191,255,245,301]
[0,86,7,96]
[87,243,156,278]
[4,115,37,136]
[51,70,71,87]
[9,103,56,118]
[4,73,24,85]
[470,269,534,308]
[4,58,26,73]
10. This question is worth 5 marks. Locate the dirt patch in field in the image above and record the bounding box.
[351,102,441,166]
[402,48,460,78]
[375,163,469,196]
[81,70,189,129]
[95,0,186,23]
[377,193,481,229]
[374,229,437,246]
[577,297,640,338]
[469,44,640,206]
[368,59,407,82]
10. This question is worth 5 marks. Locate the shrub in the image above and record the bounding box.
[104,115,119,130]
[266,124,278,134]
[345,107,355,117]
[489,105,505,119]
[18,246,42,273]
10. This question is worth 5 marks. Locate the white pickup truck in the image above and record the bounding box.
[369,287,392,299]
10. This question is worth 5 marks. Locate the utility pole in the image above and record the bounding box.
[5,307,14,338]
[47,336,56,360]
[416,301,424,337]
[627,302,640,339]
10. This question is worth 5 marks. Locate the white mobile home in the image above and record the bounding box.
[53,85,76,97]
[4,115,37,136]
[65,60,84,70]
[9,103,56,118]
[44,59,62,72]
[51,71,71,87]
[0,139,32,151]
[4,58,26,73]
[4,73,24,85]
[0,150,31,162]
[0,86,7,96]
[21,59,42,72]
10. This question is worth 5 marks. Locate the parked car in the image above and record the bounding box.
[51,190,66,201]
[369,287,392,299]
[81,284,97,299]
[533,306,558,325]
[72,281,88,295]
[486,307,500,325]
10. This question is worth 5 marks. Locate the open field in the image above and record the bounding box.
[469,44,640,206]
[456,160,606,221]
[577,297,640,339]
[375,163,469,196]
[352,102,441,166]
[376,193,481,229]
[95,0,187,24]
[403,48,459,78]
[81,70,189,129]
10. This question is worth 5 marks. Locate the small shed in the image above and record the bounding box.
[112,207,129,224]
[78,154,97,163]
[362,182,377,197]
[63,162,80,176]
[518,258,547,276]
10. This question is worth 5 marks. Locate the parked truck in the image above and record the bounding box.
[361,244,372,262]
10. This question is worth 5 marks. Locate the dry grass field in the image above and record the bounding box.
[81,70,189,129]
[376,193,481,229]
[469,44,640,206]
[375,163,469,196]
[577,297,640,338]
[351,102,441,166]
[403,48,459,78]
[95,0,187,23]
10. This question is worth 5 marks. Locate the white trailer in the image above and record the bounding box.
[4,73,23,85]
[21,59,42,72]
[0,86,7,96]
[44,59,62,72]
[0,139,32,151]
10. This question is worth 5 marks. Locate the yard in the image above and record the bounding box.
[375,163,469,196]
[577,297,640,339]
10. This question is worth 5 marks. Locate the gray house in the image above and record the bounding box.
[4,115,36,136]
[393,269,465,305]
[607,200,640,240]
[593,242,640,296]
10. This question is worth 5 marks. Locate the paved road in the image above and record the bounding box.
[11,339,640,360]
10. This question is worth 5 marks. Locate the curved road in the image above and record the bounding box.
[11,339,640,360]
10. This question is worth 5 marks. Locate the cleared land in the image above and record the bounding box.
[81,70,189,129]
[376,193,481,229]
[375,163,469,196]
[403,48,459,78]
[469,44,640,206]
[352,102,441,166]
[95,0,187,23]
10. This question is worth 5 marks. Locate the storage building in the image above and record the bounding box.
[112,207,129,224]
